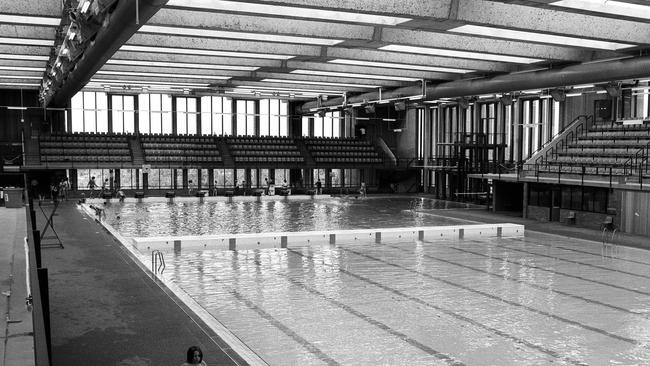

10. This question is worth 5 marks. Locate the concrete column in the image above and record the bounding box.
[522,182,529,219]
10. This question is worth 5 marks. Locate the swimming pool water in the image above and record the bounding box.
[103,197,473,238]
[163,233,650,365]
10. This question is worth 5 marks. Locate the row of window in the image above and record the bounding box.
[70,93,290,137]
[528,184,608,214]
[74,168,361,190]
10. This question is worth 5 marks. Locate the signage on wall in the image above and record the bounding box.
[142,164,151,174]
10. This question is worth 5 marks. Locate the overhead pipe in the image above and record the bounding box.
[298,55,650,113]
[47,0,169,107]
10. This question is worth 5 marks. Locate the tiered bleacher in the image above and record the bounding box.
[535,119,650,176]
[141,135,222,165]
[226,136,303,164]
[39,132,131,165]
[303,137,383,165]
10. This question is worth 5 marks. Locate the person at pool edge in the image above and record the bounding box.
[181,345,207,366]
[316,179,322,195]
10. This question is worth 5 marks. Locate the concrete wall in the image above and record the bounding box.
[527,205,550,222]
[619,190,650,236]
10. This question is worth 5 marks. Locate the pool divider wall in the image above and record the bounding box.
[132,223,525,252]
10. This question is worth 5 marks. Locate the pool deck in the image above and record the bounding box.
[4,196,650,365]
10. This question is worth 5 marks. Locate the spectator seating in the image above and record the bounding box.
[226,136,303,164]
[535,122,650,176]
[141,134,222,165]
[303,137,383,165]
[39,132,132,164]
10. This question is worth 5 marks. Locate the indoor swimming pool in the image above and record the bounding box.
[95,197,650,365]
[101,196,475,237]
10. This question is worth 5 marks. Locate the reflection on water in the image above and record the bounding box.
[102,197,470,237]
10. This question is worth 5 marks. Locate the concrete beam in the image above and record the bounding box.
[111,51,282,68]
[457,0,650,44]
[381,28,607,62]
[254,71,415,88]
[98,64,254,78]
[0,24,57,39]
[149,9,375,41]
[285,60,461,80]
[126,33,322,57]
[0,0,62,16]
[325,47,513,72]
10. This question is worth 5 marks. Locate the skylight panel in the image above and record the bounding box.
[290,70,419,82]
[95,70,231,80]
[551,0,650,20]
[2,75,42,79]
[236,85,344,95]
[261,79,378,88]
[107,59,259,71]
[0,66,43,72]
[0,14,60,26]
[328,59,473,73]
[120,45,294,60]
[89,78,210,87]
[449,24,634,51]
[0,37,54,47]
[140,25,342,46]
[379,45,543,64]
[166,0,411,26]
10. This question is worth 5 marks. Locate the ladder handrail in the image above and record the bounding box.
[151,250,165,275]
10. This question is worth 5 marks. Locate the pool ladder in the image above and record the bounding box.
[152,250,166,276]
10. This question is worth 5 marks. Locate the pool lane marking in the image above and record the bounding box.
[340,247,641,346]
[281,274,466,366]
[494,242,650,281]
[383,242,649,318]
[244,255,466,366]
[499,237,650,268]
[228,289,342,366]
[286,249,590,366]
[449,244,650,297]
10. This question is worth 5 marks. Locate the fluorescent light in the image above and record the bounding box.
[95,70,231,80]
[7,106,28,110]
[140,25,342,46]
[379,44,544,64]
[522,89,542,94]
[328,59,472,73]
[290,69,418,81]
[572,84,595,89]
[596,90,607,94]
[449,24,635,51]
[89,78,209,87]
[80,0,92,13]
[539,95,553,99]
[0,82,39,87]
[0,37,54,47]
[0,14,60,26]
[107,59,258,71]
[261,78,378,88]
[0,66,43,72]
[565,92,582,97]
[166,0,411,25]
[551,0,650,20]
[0,54,49,61]
[120,45,294,60]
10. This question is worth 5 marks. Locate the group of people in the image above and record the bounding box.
[87,176,125,201]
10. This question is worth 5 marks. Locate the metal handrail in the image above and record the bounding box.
[151,250,165,276]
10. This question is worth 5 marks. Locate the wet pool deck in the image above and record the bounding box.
[9,196,650,365]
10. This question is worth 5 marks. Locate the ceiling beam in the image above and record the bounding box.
[47,0,170,107]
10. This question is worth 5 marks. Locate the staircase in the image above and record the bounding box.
[217,138,234,166]
[294,138,315,166]
[129,135,145,166]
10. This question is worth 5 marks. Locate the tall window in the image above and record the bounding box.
[201,96,232,136]
[120,169,138,189]
[259,99,289,136]
[214,169,234,187]
[274,169,289,186]
[77,169,112,190]
[139,93,172,134]
[236,100,256,136]
[71,91,108,132]
[146,169,173,189]
[417,108,426,159]
[111,95,135,133]
[310,111,341,138]
[301,116,311,137]
[176,97,198,135]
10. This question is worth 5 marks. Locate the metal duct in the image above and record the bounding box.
[298,55,650,113]
[47,0,169,107]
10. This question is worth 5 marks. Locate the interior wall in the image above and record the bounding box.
[619,190,650,236]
